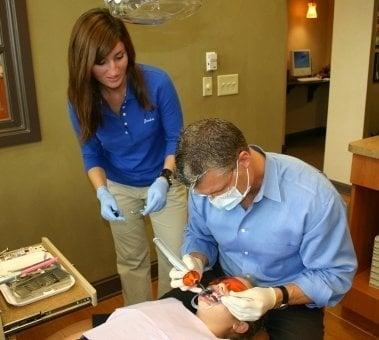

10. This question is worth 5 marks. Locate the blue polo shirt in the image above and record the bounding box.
[69,64,183,187]
[182,148,357,308]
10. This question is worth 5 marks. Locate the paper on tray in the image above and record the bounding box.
[0,251,47,275]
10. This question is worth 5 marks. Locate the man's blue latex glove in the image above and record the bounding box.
[142,177,169,215]
[96,186,125,221]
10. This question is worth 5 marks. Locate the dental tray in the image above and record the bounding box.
[0,248,75,306]
[0,265,75,306]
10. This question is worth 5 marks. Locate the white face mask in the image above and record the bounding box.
[208,162,251,211]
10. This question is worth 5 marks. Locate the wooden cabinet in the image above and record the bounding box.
[341,136,379,327]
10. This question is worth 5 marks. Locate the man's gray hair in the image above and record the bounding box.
[175,118,249,187]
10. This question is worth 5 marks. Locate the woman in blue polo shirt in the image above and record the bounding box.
[67,8,187,306]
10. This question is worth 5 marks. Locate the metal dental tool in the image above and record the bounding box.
[129,209,144,217]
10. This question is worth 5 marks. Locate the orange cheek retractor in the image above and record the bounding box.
[209,277,248,292]
[191,277,249,310]
[183,270,201,286]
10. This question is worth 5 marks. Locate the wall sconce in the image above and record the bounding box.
[306,2,317,19]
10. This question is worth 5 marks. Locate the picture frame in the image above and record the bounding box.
[374,52,379,83]
[0,0,41,147]
[376,10,379,48]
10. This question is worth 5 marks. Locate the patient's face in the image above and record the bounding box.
[196,277,252,328]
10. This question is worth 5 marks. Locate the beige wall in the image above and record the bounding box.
[128,1,287,149]
[0,1,287,283]
[324,0,375,183]
[286,0,334,134]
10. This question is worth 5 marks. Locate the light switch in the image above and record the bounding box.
[202,77,213,96]
[217,74,238,96]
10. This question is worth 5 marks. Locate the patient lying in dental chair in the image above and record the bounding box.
[52,277,266,340]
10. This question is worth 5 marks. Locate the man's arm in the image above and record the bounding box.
[182,194,219,267]
[273,283,312,308]
[291,194,357,307]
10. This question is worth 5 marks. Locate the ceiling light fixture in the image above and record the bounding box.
[104,0,203,25]
[306,2,317,19]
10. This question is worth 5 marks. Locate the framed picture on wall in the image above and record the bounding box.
[374,53,379,82]
[376,10,379,48]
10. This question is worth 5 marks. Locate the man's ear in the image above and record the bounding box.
[238,150,251,168]
[232,320,249,334]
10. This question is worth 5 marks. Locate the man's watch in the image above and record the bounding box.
[159,168,173,187]
[276,285,289,308]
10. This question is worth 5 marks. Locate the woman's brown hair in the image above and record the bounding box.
[68,8,152,141]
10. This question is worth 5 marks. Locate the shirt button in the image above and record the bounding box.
[240,228,246,233]
[243,251,249,255]
[125,131,128,134]
[122,105,125,109]
[122,113,126,116]
[124,122,127,126]
[245,274,251,279]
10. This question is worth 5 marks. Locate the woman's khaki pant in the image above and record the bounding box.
[107,179,187,306]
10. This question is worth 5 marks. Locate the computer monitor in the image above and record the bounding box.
[290,49,312,77]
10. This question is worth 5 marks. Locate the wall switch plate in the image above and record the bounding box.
[202,76,213,96]
[217,74,238,96]
[206,52,217,71]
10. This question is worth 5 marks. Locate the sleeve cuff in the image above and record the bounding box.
[292,275,333,307]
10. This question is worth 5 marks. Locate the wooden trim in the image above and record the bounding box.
[331,180,351,196]
[92,261,158,301]
[350,154,379,190]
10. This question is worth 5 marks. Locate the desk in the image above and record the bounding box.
[0,238,97,337]
[341,136,379,329]
[287,78,330,102]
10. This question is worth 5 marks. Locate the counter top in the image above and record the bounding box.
[348,136,379,159]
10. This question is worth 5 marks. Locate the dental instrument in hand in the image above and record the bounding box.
[153,237,203,288]
[129,209,144,217]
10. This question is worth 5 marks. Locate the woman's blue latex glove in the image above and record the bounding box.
[96,186,125,221]
[142,177,169,215]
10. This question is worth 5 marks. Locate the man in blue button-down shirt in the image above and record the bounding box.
[169,118,357,339]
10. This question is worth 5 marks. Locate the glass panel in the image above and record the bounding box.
[0,53,10,121]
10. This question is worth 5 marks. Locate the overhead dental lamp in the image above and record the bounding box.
[104,0,203,25]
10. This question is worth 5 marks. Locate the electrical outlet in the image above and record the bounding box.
[217,74,238,96]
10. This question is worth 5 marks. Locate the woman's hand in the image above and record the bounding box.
[96,186,125,221]
[142,177,169,215]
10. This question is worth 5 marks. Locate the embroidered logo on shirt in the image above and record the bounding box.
[144,117,155,124]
